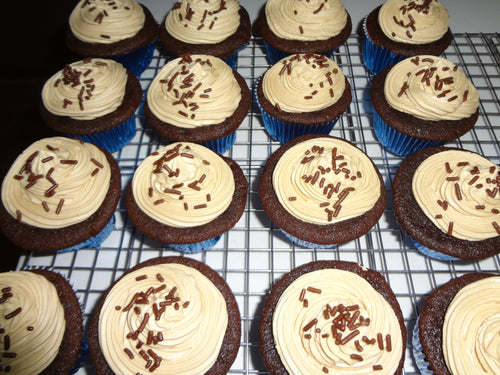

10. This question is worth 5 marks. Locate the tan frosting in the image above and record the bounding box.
[384,56,479,121]
[1,137,111,229]
[98,262,228,375]
[69,0,145,44]
[273,137,381,225]
[263,53,346,113]
[41,58,128,121]
[165,0,241,44]
[0,271,65,375]
[132,142,235,228]
[378,0,449,44]
[273,268,403,374]
[147,55,241,128]
[265,0,348,41]
[443,276,500,375]
[412,150,500,241]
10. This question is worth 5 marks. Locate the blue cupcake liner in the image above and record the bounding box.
[372,109,444,157]
[58,215,115,253]
[200,132,236,154]
[282,230,336,249]
[113,40,157,77]
[263,41,336,65]
[410,236,461,261]
[222,43,247,69]
[167,234,222,253]
[412,317,434,375]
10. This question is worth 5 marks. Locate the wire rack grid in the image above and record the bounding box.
[17,33,500,374]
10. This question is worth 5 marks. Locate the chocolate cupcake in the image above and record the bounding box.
[259,260,406,374]
[0,269,83,374]
[0,136,121,252]
[259,134,386,248]
[393,146,500,260]
[88,256,241,375]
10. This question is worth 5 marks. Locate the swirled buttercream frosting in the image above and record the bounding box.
[412,150,500,241]
[263,53,346,113]
[69,0,145,44]
[378,0,449,44]
[1,137,111,229]
[165,0,241,44]
[98,262,228,375]
[41,58,128,120]
[273,137,381,225]
[132,142,235,228]
[265,0,348,41]
[384,55,479,121]
[147,55,241,128]
[443,276,500,375]
[273,268,403,374]
[0,271,65,375]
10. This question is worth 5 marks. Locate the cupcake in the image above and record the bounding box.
[413,273,499,375]
[145,54,250,154]
[255,0,352,64]
[159,0,251,69]
[259,134,386,248]
[371,56,479,157]
[126,142,248,252]
[255,53,352,144]
[0,269,83,374]
[88,256,241,375]
[40,58,143,153]
[0,136,121,252]
[362,0,452,75]
[66,0,159,76]
[259,260,407,374]
[393,146,500,260]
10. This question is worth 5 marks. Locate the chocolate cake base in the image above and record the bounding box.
[258,260,406,375]
[393,146,500,259]
[88,256,241,375]
[259,134,386,245]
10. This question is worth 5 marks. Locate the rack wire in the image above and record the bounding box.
[17,34,500,374]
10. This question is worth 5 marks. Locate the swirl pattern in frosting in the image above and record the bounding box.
[273,137,381,225]
[42,58,128,120]
[384,55,479,121]
[132,142,235,228]
[98,262,228,375]
[273,268,403,374]
[147,55,241,127]
[165,0,241,44]
[378,0,449,44]
[0,271,65,375]
[443,276,500,375]
[265,0,348,41]
[69,0,145,44]
[1,137,111,229]
[412,150,500,241]
[263,53,347,113]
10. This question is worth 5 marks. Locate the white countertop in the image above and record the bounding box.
[141,0,500,34]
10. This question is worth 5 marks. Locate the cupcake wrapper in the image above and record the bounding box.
[412,317,434,375]
[113,40,157,77]
[167,234,222,253]
[372,109,444,156]
[263,41,336,65]
[282,230,336,249]
[410,237,461,261]
[58,215,115,253]
[200,132,237,154]
[222,44,247,69]
[68,115,136,153]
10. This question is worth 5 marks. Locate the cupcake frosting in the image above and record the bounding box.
[384,56,479,121]
[69,0,145,44]
[147,55,241,128]
[98,262,228,375]
[132,142,235,228]
[1,137,112,229]
[265,0,348,41]
[41,58,128,120]
[165,0,241,44]
[263,53,347,113]
[273,268,403,374]
[412,150,500,241]
[273,137,381,225]
[442,276,500,375]
[378,0,449,45]
[0,271,65,374]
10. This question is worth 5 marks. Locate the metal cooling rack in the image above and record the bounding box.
[17,34,500,374]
